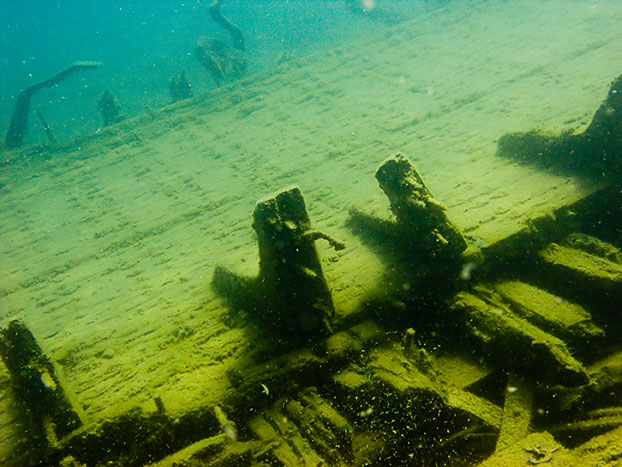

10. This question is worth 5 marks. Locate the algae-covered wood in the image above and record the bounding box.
[1,0,622,463]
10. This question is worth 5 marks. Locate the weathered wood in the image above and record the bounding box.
[349,153,468,266]
[435,353,495,390]
[471,187,615,269]
[3,62,101,148]
[374,153,467,260]
[444,386,503,432]
[34,109,58,145]
[490,281,604,349]
[570,425,622,465]
[495,375,533,453]
[1,4,621,465]
[496,73,622,180]
[548,408,622,445]
[330,345,503,463]
[449,292,589,386]
[539,243,622,285]
[227,321,383,412]
[537,242,622,305]
[195,38,248,86]
[0,320,82,448]
[152,435,269,467]
[588,351,622,407]
[213,186,345,340]
[563,233,622,264]
[537,350,622,419]
[252,186,338,337]
[368,346,502,428]
[209,0,245,52]
[281,388,353,463]
[60,406,221,466]
[248,406,326,466]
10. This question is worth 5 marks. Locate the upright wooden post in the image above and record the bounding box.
[212,187,344,341]
[0,320,82,448]
[375,153,467,260]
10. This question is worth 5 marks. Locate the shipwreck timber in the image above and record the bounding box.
[2,149,621,465]
[1,1,622,466]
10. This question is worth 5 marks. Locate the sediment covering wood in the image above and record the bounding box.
[1,0,622,462]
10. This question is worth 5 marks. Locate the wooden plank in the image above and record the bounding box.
[495,375,533,453]
[0,0,620,451]
[491,281,604,347]
[450,292,588,386]
[538,243,622,293]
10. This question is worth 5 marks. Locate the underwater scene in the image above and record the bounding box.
[1,0,622,465]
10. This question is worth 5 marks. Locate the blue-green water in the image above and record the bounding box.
[1,0,442,144]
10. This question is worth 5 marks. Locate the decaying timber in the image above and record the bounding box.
[3,61,101,149]
[449,291,589,387]
[4,181,622,466]
[0,320,82,452]
[97,89,124,128]
[350,153,467,266]
[209,0,245,53]
[168,71,193,103]
[536,239,622,315]
[195,38,248,86]
[195,0,248,86]
[34,109,58,145]
[494,375,533,454]
[4,208,622,466]
[490,281,605,350]
[496,73,622,180]
[4,77,622,466]
[212,186,345,339]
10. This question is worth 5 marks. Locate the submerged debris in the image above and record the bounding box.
[3,61,101,149]
[168,70,193,103]
[0,320,82,453]
[3,65,622,466]
[195,37,248,86]
[97,89,124,127]
[496,73,622,181]
[212,186,344,340]
[350,153,467,264]
[195,0,248,86]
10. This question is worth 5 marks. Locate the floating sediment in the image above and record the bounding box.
[1,2,622,465]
